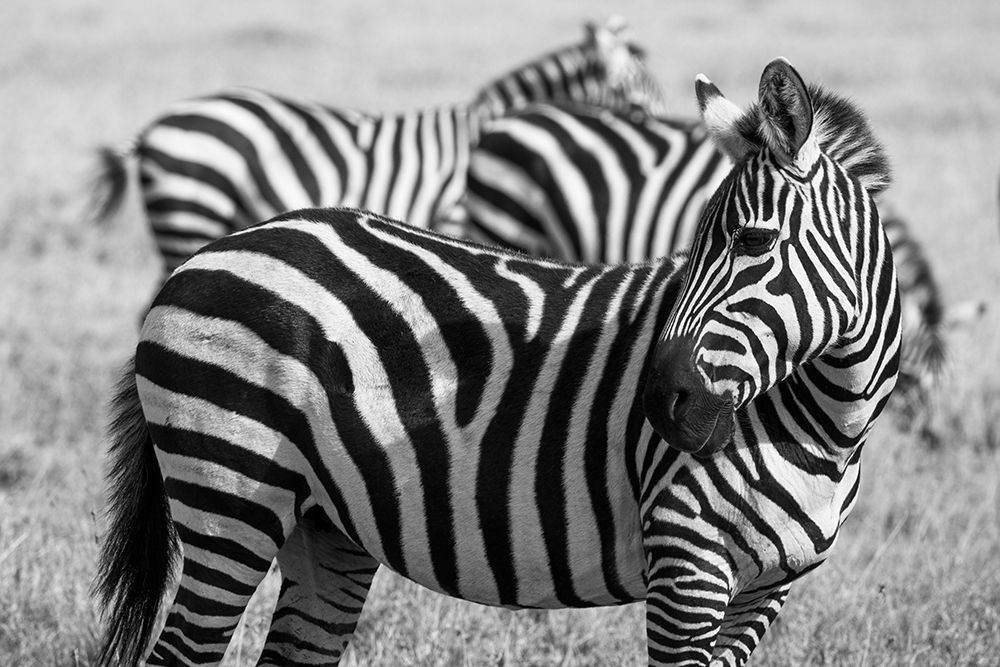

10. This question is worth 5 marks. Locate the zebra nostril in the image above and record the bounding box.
[668,388,689,422]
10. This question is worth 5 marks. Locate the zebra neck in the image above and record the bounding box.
[743,318,900,472]
[469,43,596,121]
[818,224,901,455]
[745,341,890,463]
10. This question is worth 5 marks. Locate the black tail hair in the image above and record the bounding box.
[88,146,132,226]
[92,358,178,666]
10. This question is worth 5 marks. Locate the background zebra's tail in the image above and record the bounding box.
[87,144,134,225]
[92,358,177,667]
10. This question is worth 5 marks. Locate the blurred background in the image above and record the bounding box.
[0,0,997,664]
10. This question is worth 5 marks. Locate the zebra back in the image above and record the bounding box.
[461,102,728,262]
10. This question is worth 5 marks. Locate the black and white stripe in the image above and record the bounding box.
[456,102,729,262]
[89,17,665,284]
[94,60,899,666]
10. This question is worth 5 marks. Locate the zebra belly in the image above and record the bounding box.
[330,452,649,609]
[313,389,649,609]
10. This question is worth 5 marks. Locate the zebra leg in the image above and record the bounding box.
[643,544,731,665]
[145,496,287,665]
[710,584,791,666]
[257,509,379,665]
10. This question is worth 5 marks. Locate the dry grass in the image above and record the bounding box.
[0,0,998,664]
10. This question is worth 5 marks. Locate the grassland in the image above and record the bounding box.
[0,0,998,664]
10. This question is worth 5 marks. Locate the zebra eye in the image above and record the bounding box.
[734,227,779,256]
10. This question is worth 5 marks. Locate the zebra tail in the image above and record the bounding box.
[92,358,178,667]
[88,144,134,226]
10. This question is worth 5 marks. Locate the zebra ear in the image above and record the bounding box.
[602,15,630,35]
[588,17,633,50]
[696,74,755,162]
[588,17,634,81]
[584,16,630,45]
[757,58,817,168]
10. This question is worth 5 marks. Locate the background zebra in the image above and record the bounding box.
[447,102,729,262]
[87,16,665,287]
[94,58,899,666]
[879,203,987,441]
[446,100,980,438]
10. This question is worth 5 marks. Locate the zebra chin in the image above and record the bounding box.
[643,336,736,458]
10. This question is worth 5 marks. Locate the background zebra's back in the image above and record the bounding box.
[460,102,729,263]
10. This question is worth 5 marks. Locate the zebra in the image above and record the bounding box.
[93,58,899,666]
[447,100,971,438]
[88,16,666,285]
[879,203,985,441]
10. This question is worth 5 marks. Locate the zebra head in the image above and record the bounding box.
[582,16,667,117]
[643,58,899,458]
[470,17,666,122]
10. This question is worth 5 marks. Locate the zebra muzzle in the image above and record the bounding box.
[642,336,735,457]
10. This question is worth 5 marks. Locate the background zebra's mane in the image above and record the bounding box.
[732,83,892,194]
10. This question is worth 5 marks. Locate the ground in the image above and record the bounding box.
[0,0,998,665]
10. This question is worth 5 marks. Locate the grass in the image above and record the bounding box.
[1,0,998,664]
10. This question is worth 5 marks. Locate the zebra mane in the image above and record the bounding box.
[733,84,892,194]
[469,40,592,112]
